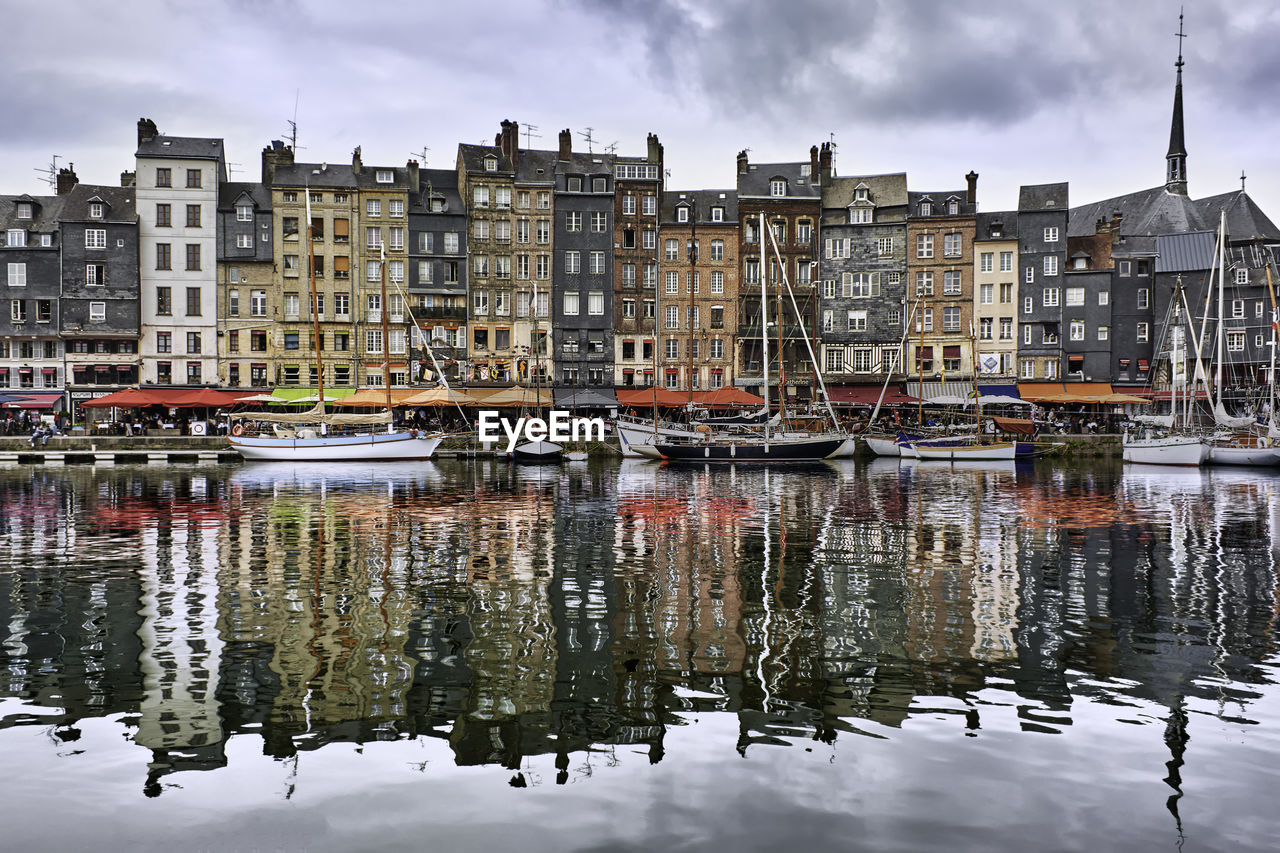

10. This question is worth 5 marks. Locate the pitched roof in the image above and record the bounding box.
[410,168,463,214]
[974,211,1019,241]
[1068,185,1205,238]
[1194,190,1280,242]
[0,194,65,229]
[1155,230,1214,273]
[57,184,135,222]
[821,172,908,210]
[458,144,513,175]
[271,162,358,189]
[737,161,821,199]
[661,189,738,224]
[515,149,557,184]
[136,134,225,161]
[906,190,975,217]
[218,181,272,211]
[1018,182,1068,211]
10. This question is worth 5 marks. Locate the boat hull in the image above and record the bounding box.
[512,440,563,463]
[229,431,442,462]
[864,436,900,457]
[914,442,1017,461]
[656,436,846,463]
[616,418,703,458]
[1206,442,1280,466]
[1122,436,1207,466]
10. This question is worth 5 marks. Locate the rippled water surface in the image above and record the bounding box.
[0,458,1278,852]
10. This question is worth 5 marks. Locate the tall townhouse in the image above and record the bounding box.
[817,166,909,387]
[266,146,363,389]
[352,150,414,389]
[1062,225,1113,382]
[57,176,141,412]
[408,166,468,384]
[734,148,821,402]
[135,118,223,386]
[457,138,517,383]
[1,191,65,397]
[1015,183,1069,382]
[216,176,273,388]
[508,128,556,384]
[905,174,978,391]
[658,190,740,391]
[552,130,615,388]
[611,135,663,387]
[972,212,1019,380]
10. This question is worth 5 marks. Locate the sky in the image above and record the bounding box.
[4,0,1279,219]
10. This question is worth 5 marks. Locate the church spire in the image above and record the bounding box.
[1166,9,1188,195]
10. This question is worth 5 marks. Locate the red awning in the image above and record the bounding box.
[696,387,765,408]
[82,388,256,409]
[616,387,689,407]
[2,392,62,410]
[825,385,919,406]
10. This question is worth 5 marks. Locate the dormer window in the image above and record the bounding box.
[567,176,583,192]
[237,204,253,222]
[677,206,689,223]
[376,169,394,183]
[849,207,873,224]
[16,203,32,219]
[711,206,724,222]
[483,157,497,173]
[431,198,446,213]
[90,202,104,219]
[770,179,786,197]
[920,201,932,216]
[854,184,870,202]
[948,201,959,215]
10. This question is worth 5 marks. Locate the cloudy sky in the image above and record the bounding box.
[6,0,1278,218]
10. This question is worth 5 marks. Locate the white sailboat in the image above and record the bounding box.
[229,190,441,462]
[1205,211,1280,466]
[1123,275,1208,466]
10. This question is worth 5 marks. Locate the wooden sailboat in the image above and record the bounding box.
[229,188,441,461]
[656,213,846,463]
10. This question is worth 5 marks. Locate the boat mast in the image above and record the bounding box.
[306,186,326,418]
[1265,256,1279,432]
[1216,210,1226,412]
[760,212,770,449]
[917,286,926,425]
[686,199,697,408]
[380,241,393,424]
[775,230,787,422]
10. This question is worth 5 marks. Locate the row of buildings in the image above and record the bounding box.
[3,55,1278,416]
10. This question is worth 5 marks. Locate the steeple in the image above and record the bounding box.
[1166,9,1188,195]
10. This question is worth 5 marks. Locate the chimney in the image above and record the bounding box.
[119,170,135,188]
[819,142,833,184]
[736,150,749,175]
[137,118,158,147]
[810,145,820,180]
[647,133,663,167]
[407,159,420,191]
[56,165,79,195]
[261,141,293,183]
[965,170,979,206]
[352,145,363,174]
[558,128,572,160]
[499,119,519,171]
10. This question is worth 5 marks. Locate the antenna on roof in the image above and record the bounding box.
[411,147,430,166]
[578,127,595,153]
[226,161,243,178]
[286,90,304,152]
[604,141,618,155]
[1240,170,1247,192]
[34,154,61,189]
[828,132,839,175]
[522,124,541,147]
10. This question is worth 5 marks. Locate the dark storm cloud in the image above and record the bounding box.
[572,0,1266,127]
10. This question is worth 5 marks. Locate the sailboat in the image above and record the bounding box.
[1204,212,1280,466]
[1122,275,1208,466]
[229,189,442,462]
[655,213,847,463]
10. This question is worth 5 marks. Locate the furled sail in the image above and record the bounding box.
[230,403,393,426]
[1212,400,1256,429]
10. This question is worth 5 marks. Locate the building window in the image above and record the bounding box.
[1043,227,1059,242]
[1137,288,1149,309]
[943,233,961,257]
[1098,326,1109,341]
[915,271,933,296]
[770,179,786,196]
[564,250,580,274]
[1042,288,1059,307]
[6,263,25,286]
[155,168,171,187]
[1020,358,1035,379]
[1023,325,1032,345]
[563,292,580,316]
[1025,266,1035,284]
[186,169,202,188]
[1043,256,1058,276]
[980,317,993,339]
[1070,320,1085,341]
[187,331,202,354]
[943,270,962,294]
[942,306,961,331]
[848,310,868,331]
[999,251,1013,272]
[664,304,678,329]
[186,287,201,315]
[186,204,201,228]
[156,286,172,316]
[588,291,604,315]
[1236,268,1250,285]
[156,331,171,353]
[877,237,893,256]
[1136,322,1149,342]
[185,244,201,271]
[916,234,933,259]
[1065,287,1084,306]
[980,283,993,304]
[89,301,106,322]
[1000,317,1012,340]
[84,229,107,250]
[1232,299,1244,319]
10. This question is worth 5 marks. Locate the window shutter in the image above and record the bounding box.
[871,272,881,297]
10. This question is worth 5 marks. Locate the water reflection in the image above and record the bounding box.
[0,459,1277,848]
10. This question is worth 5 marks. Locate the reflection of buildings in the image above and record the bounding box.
[0,461,1278,791]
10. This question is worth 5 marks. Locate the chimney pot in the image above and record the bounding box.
[736,150,749,175]
[965,171,979,206]
[559,129,572,160]
[57,166,79,195]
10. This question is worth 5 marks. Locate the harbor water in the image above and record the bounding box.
[0,458,1277,851]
